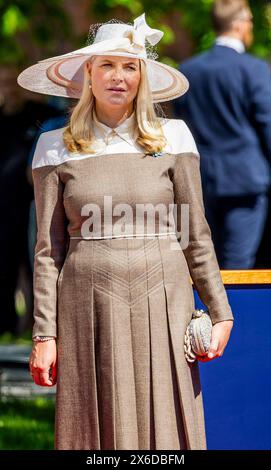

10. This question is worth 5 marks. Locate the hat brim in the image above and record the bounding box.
[17,51,189,103]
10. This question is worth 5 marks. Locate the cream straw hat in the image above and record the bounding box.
[17,12,189,103]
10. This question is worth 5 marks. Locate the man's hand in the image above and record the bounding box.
[197,319,234,363]
[29,340,57,386]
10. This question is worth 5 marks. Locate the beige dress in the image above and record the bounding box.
[31,112,234,450]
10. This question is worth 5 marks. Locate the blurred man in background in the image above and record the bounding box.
[173,0,271,269]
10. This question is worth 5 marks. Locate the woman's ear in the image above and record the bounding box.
[86,60,92,75]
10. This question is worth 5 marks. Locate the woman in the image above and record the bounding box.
[18,13,234,450]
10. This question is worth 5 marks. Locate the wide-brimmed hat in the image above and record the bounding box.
[17,12,189,103]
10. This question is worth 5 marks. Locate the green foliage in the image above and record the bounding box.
[1,1,271,66]
[0,397,55,450]
[0,1,73,66]
[0,331,32,345]
[2,5,28,36]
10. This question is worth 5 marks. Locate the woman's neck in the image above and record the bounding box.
[94,103,134,129]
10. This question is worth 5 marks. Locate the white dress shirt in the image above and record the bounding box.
[91,108,141,154]
[92,108,138,146]
[215,35,245,53]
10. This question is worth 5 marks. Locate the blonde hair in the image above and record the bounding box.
[211,0,250,34]
[63,56,167,155]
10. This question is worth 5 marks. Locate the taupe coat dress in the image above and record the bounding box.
[31,111,234,450]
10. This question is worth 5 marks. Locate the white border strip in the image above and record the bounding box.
[70,232,177,240]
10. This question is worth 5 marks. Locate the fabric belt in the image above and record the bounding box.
[69,231,177,240]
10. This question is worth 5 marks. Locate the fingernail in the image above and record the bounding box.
[208,352,214,358]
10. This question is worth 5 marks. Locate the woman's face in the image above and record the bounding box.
[86,55,141,110]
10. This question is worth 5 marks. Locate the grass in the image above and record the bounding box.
[0,397,55,449]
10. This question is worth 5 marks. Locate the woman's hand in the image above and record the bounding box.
[29,340,57,386]
[197,320,234,363]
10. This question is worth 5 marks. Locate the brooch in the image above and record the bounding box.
[149,151,165,158]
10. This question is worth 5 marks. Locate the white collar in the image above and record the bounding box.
[215,35,245,53]
[92,108,137,145]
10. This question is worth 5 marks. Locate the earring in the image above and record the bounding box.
[88,79,92,89]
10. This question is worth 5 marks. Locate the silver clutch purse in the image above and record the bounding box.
[184,309,213,362]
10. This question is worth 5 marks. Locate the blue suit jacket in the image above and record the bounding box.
[172,44,271,196]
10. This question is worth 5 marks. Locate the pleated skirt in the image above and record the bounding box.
[54,235,207,450]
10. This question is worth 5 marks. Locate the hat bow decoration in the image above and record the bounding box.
[122,12,164,54]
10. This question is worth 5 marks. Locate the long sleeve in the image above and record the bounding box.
[32,134,69,337]
[172,147,234,325]
[248,60,271,163]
